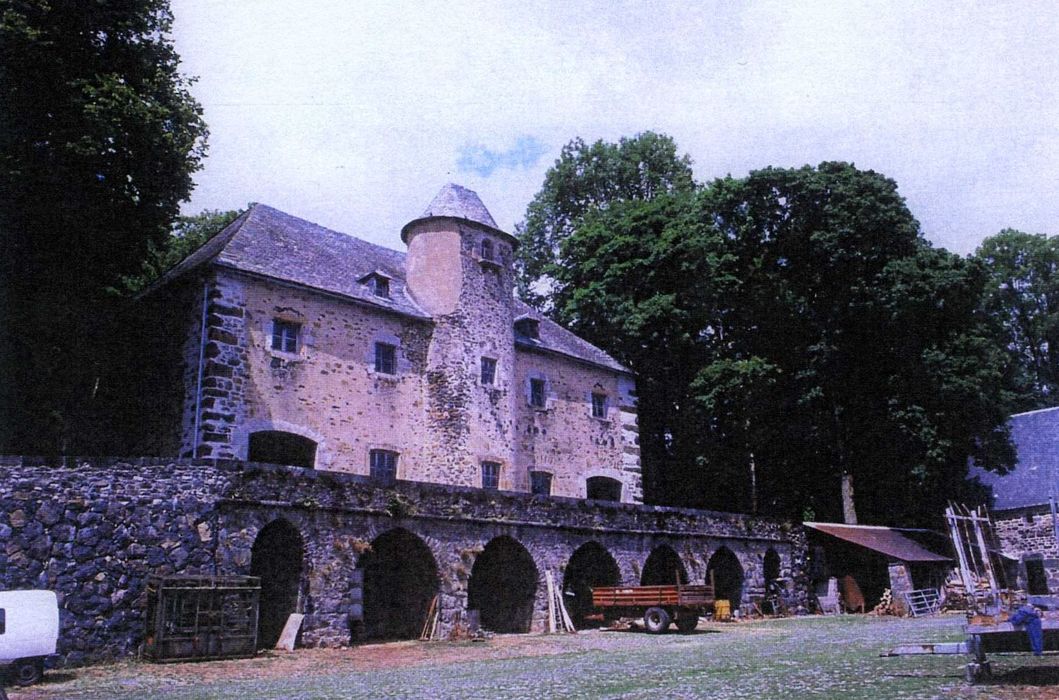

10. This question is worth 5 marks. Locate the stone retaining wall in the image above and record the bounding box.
[1,457,806,665]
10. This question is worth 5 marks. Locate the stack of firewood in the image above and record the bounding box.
[871,588,898,616]
[941,568,992,611]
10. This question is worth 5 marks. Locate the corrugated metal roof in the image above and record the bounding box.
[804,522,951,562]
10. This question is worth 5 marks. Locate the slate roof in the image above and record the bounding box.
[152,200,628,374]
[513,301,627,373]
[804,523,951,562]
[971,406,1059,510]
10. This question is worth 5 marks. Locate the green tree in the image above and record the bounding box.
[515,132,695,312]
[974,229,1059,411]
[121,208,245,294]
[545,158,1014,523]
[0,1,208,452]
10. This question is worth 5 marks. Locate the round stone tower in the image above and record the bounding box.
[401,184,520,489]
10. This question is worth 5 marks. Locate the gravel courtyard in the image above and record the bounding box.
[7,614,1059,699]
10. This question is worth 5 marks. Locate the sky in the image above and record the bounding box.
[171,0,1059,256]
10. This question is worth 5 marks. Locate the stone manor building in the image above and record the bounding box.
[134,183,641,503]
[0,186,806,663]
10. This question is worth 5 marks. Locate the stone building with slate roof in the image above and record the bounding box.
[972,406,1059,594]
[130,184,642,503]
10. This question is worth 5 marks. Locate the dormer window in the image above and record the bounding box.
[359,271,391,299]
[514,317,539,339]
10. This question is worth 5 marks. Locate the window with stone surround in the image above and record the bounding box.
[271,319,300,354]
[481,357,497,385]
[480,238,494,262]
[374,342,397,374]
[586,476,622,501]
[529,378,546,407]
[530,470,552,496]
[369,449,399,484]
[591,393,608,419]
[481,461,500,490]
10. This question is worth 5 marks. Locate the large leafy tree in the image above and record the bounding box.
[974,229,1059,411]
[540,156,1013,523]
[0,1,208,452]
[515,132,695,312]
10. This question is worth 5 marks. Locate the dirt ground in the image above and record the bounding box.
[7,616,1059,699]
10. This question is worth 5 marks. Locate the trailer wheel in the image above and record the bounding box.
[676,611,699,634]
[13,658,44,686]
[644,607,671,634]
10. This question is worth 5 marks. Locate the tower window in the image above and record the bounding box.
[480,238,494,261]
[481,357,497,385]
[481,461,500,490]
[374,342,397,374]
[271,320,300,354]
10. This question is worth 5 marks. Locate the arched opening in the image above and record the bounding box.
[358,529,439,641]
[250,519,304,649]
[562,542,621,628]
[248,430,316,469]
[586,476,622,501]
[640,545,688,585]
[467,536,539,633]
[764,548,781,587]
[707,547,745,607]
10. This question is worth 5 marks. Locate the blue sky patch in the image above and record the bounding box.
[458,136,548,177]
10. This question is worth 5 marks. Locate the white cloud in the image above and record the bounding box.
[173,0,1059,254]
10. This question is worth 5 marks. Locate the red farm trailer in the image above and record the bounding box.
[591,578,716,634]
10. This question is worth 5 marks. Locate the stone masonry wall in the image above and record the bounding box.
[994,505,1059,593]
[1,457,805,666]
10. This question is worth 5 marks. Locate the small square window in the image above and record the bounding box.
[481,357,497,385]
[529,378,546,407]
[530,470,552,496]
[481,461,500,490]
[369,449,398,483]
[374,342,397,374]
[591,393,608,419]
[271,319,300,353]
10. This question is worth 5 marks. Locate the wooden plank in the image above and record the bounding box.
[545,571,557,633]
[274,613,304,651]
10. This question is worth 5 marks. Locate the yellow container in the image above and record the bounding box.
[714,599,731,621]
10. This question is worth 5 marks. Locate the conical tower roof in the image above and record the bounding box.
[421,183,497,228]
[401,184,516,247]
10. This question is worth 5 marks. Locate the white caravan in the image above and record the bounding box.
[0,590,58,686]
